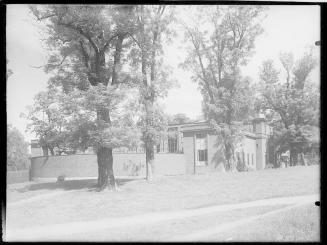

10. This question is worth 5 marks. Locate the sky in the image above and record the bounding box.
[6,5,320,143]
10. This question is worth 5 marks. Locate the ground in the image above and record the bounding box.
[5,165,320,241]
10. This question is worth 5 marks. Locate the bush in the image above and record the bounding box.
[7,125,30,171]
[236,155,248,172]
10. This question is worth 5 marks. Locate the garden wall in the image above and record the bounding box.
[7,170,30,184]
[30,153,186,179]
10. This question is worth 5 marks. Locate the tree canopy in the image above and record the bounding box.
[256,49,319,166]
[182,6,265,171]
[7,125,30,171]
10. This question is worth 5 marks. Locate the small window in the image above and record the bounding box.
[196,133,206,139]
[198,149,208,162]
[247,153,249,165]
[157,144,160,153]
[168,136,177,153]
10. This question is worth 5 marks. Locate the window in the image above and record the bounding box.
[168,136,178,153]
[197,149,208,162]
[157,144,160,153]
[196,133,206,139]
[247,153,249,165]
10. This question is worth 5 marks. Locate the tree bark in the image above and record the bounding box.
[97,147,115,190]
[145,142,154,180]
[42,146,49,156]
[111,34,125,85]
[290,146,297,166]
[95,107,116,191]
[139,5,155,181]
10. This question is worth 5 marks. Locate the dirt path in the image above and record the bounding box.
[5,194,319,241]
[171,202,314,241]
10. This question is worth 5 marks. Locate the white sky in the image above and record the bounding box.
[6,5,320,142]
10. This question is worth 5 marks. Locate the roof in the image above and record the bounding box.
[177,121,261,139]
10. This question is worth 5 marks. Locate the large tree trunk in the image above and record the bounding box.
[145,143,154,180]
[93,33,125,191]
[95,108,116,191]
[97,147,116,191]
[144,97,155,180]
[290,146,297,166]
[42,146,49,156]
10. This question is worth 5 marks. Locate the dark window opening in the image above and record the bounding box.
[168,137,178,153]
[196,133,206,139]
[198,149,208,162]
[157,144,160,153]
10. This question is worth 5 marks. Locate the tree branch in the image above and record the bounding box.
[58,21,99,53]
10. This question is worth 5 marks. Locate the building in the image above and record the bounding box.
[30,117,273,174]
[158,117,273,173]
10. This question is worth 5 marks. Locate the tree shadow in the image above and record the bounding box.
[15,178,137,193]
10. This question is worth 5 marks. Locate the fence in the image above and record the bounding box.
[7,170,30,184]
[30,153,186,179]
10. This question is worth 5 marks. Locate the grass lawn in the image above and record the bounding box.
[207,203,320,242]
[43,204,289,241]
[6,165,319,230]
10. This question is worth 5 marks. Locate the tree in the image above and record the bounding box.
[30,5,139,190]
[22,86,72,156]
[128,5,176,180]
[257,50,319,166]
[168,113,193,124]
[7,125,30,171]
[182,6,265,171]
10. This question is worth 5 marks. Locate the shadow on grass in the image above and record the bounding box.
[15,178,137,193]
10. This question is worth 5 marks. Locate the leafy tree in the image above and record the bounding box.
[7,125,30,171]
[22,86,71,156]
[182,6,265,171]
[256,50,319,166]
[168,113,193,124]
[128,5,176,180]
[30,5,139,190]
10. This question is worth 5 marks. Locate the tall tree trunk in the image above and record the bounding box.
[139,5,155,180]
[97,147,115,190]
[111,34,125,85]
[42,146,48,156]
[145,142,154,180]
[93,33,125,190]
[290,146,297,166]
[95,108,116,191]
[49,146,55,156]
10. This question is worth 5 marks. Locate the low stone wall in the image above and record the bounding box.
[7,170,30,184]
[30,153,186,179]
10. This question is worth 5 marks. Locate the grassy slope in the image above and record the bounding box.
[208,204,320,242]
[7,165,319,229]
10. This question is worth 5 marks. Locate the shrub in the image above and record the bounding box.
[7,125,30,171]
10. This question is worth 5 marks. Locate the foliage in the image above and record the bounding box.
[7,125,30,171]
[256,50,319,165]
[168,113,193,124]
[182,6,265,170]
[29,5,147,189]
[62,84,141,152]
[126,5,176,179]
